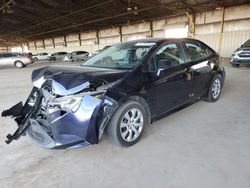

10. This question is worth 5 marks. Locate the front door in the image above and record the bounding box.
[147,42,195,116]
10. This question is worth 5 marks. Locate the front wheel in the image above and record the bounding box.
[206,74,223,102]
[106,100,147,147]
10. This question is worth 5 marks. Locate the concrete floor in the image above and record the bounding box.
[0,61,250,188]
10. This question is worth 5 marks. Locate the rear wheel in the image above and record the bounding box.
[14,61,24,68]
[106,100,147,147]
[52,57,56,61]
[33,57,38,61]
[206,74,223,102]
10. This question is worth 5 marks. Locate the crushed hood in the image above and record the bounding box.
[32,66,128,95]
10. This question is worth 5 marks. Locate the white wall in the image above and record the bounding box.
[195,4,250,57]
[9,3,250,57]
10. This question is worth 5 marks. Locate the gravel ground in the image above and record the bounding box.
[0,60,250,188]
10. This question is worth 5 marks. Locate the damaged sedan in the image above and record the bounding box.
[2,38,225,149]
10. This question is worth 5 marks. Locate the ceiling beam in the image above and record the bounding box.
[1,0,115,37]
[0,0,15,12]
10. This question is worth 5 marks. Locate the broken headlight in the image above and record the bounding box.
[48,95,82,113]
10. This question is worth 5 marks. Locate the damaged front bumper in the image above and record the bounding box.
[2,87,113,149]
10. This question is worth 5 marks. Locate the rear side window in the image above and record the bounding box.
[3,53,16,57]
[58,52,65,55]
[135,47,149,61]
[242,39,250,47]
[155,43,185,64]
[76,51,87,55]
[184,41,213,61]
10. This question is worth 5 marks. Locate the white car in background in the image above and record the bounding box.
[32,53,51,61]
[0,53,34,68]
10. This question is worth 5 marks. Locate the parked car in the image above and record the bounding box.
[230,39,250,67]
[49,52,67,61]
[33,53,51,61]
[2,38,225,149]
[0,52,34,68]
[63,51,89,62]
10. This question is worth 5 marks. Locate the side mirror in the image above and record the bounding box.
[157,59,171,76]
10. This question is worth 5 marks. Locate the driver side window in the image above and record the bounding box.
[148,43,185,71]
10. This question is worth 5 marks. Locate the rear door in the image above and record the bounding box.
[39,53,45,60]
[2,53,14,65]
[58,52,67,59]
[76,51,88,60]
[43,53,48,60]
[182,40,214,97]
[0,53,5,65]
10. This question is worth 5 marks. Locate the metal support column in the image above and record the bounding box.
[149,20,153,38]
[64,36,67,47]
[79,32,82,46]
[218,7,225,55]
[52,37,55,48]
[34,41,37,50]
[186,12,196,38]
[42,39,45,49]
[96,29,100,45]
[119,26,122,42]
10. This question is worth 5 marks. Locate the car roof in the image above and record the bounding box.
[71,51,87,53]
[57,51,67,53]
[119,38,202,45]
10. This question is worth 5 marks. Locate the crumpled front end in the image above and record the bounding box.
[2,82,115,149]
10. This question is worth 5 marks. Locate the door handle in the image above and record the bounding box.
[185,68,193,81]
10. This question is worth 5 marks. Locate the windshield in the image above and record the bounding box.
[81,42,155,69]
[242,39,250,47]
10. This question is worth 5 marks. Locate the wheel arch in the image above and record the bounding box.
[209,68,225,86]
[125,95,152,125]
[98,94,152,141]
[203,71,223,101]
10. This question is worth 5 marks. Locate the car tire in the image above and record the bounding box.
[34,57,38,61]
[14,61,24,68]
[232,64,239,67]
[206,74,223,102]
[52,57,56,61]
[106,100,147,147]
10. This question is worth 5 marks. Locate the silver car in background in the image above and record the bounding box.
[63,51,89,62]
[32,53,51,61]
[0,53,34,68]
[49,52,68,61]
